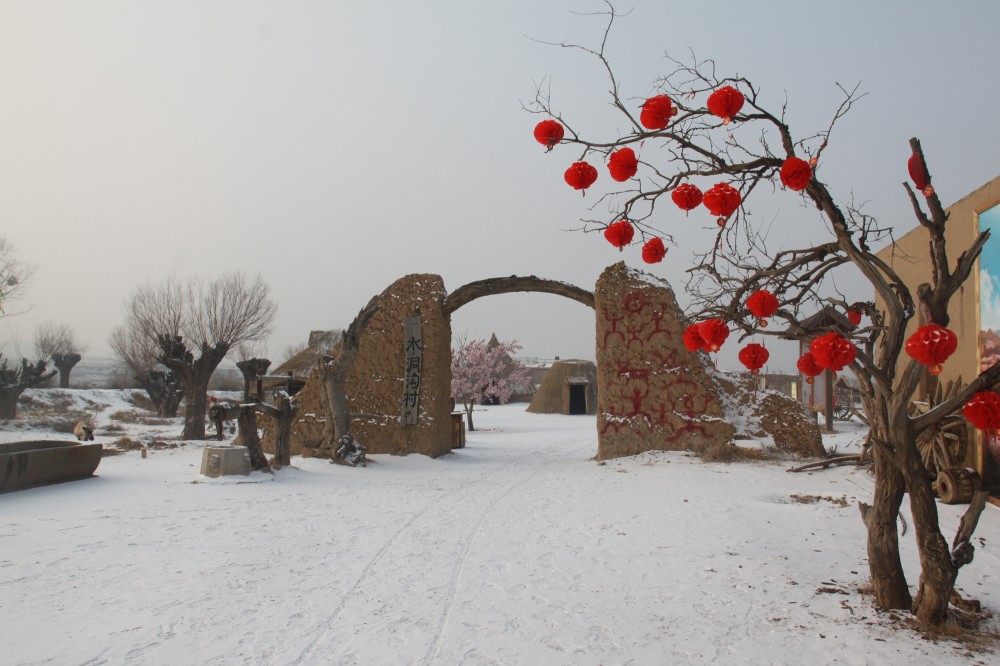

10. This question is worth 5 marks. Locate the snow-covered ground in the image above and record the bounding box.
[2,391,998,665]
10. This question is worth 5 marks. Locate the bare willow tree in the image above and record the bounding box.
[0,354,55,418]
[121,272,277,439]
[108,322,184,417]
[34,321,85,388]
[529,3,995,630]
[0,236,34,317]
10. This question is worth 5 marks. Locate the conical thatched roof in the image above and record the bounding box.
[527,359,598,415]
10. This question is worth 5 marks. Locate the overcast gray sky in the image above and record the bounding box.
[2,0,999,372]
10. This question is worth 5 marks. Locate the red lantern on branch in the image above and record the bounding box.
[641,237,667,264]
[707,85,744,125]
[604,220,634,250]
[904,323,958,375]
[703,183,742,227]
[810,332,857,372]
[746,289,779,327]
[564,161,598,192]
[964,392,1000,434]
[847,308,862,327]
[738,343,769,374]
[533,119,564,150]
[608,147,639,182]
[671,183,703,214]
[683,323,708,352]
[797,352,823,384]
[640,94,675,130]
[780,157,812,191]
[698,318,730,352]
[908,151,934,197]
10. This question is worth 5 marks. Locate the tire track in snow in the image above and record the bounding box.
[423,438,594,665]
[292,444,568,665]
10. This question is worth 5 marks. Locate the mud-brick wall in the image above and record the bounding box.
[266,274,453,458]
[347,274,452,457]
[594,262,733,460]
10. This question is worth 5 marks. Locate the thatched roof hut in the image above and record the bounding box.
[527,359,598,415]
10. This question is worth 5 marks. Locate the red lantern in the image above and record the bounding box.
[564,161,598,192]
[810,332,857,372]
[640,95,675,131]
[746,290,779,327]
[964,392,1000,433]
[908,151,934,197]
[780,157,812,191]
[604,220,634,250]
[533,119,564,150]
[641,237,667,264]
[738,343,769,374]
[698,318,730,352]
[797,352,823,384]
[706,85,744,125]
[702,183,742,226]
[608,147,639,182]
[683,323,708,352]
[847,309,862,327]
[904,323,958,375]
[671,183,703,214]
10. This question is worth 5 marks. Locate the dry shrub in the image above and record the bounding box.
[128,391,156,412]
[110,436,145,451]
[790,493,850,508]
[700,443,768,463]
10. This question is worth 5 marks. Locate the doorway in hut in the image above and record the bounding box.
[568,383,588,415]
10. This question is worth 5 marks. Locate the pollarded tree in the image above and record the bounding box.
[34,321,85,389]
[451,337,533,432]
[121,272,276,440]
[108,322,184,417]
[0,354,55,419]
[529,4,995,630]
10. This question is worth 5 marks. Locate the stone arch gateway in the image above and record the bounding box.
[269,263,821,461]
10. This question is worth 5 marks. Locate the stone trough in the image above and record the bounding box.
[0,441,103,493]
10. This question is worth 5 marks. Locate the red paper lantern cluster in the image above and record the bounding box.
[683,323,708,352]
[810,332,857,372]
[797,352,823,384]
[746,289,779,327]
[607,147,639,182]
[698,318,730,352]
[640,95,676,131]
[964,392,1000,433]
[702,183,742,227]
[641,237,667,264]
[707,85,744,125]
[682,319,730,353]
[904,323,958,375]
[847,309,862,327]
[780,157,812,191]
[671,183,703,214]
[533,119,564,150]
[738,343,769,374]
[908,151,934,197]
[604,220,634,250]
[564,161,598,192]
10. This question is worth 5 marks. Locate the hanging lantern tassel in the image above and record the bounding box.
[797,352,823,408]
[564,161,598,196]
[739,343,769,400]
[703,183,742,228]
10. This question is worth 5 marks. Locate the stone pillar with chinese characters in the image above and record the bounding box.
[402,316,422,425]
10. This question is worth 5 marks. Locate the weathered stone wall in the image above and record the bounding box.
[264,274,452,458]
[594,262,734,459]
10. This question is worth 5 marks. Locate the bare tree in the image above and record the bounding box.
[530,3,993,630]
[34,321,85,388]
[108,323,184,417]
[0,354,55,418]
[121,272,277,439]
[0,236,34,317]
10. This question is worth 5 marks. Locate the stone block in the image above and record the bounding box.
[200,446,251,478]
